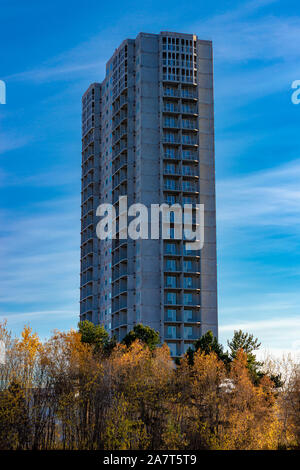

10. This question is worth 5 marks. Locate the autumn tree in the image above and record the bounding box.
[186,330,229,365]
[122,324,160,350]
[227,330,262,381]
[0,321,295,450]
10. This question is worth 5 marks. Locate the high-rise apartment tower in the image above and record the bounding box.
[80,31,217,357]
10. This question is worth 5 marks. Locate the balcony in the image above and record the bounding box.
[82,172,93,188]
[164,279,180,289]
[164,181,181,191]
[163,151,180,160]
[182,166,198,177]
[162,72,196,84]
[183,277,200,289]
[162,74,180,83]
[82,130,95,149]
[163,104,180,113]
[163,87,180,98]
[164,294,180,306]
[182,104,197,114]
[113,172,127,189]
[183,294,200,307]
[112,267,128,282]
[112,311,128,328]
[113,154,127,175]
[81,240,93,257]
[82,147,94,163]
[166,342,180,357]
[163,133,180,145]
[165,326,181,340]
[112,141,127,159]
[81,216,93,231]
[82,158,94,177]
[182,135,198,146]
[182,120,198,131]
[183,245,200,257]
[82,186,93,202]
[182,151,198,161]
[112,126,127,144]
[80,284,93,300]
[112,94,127,116]
[162,44,194,54]
[181,75,196,84]
[184,326,199,340]
[181,89,197,99]
[113,111,127,130]
[80,300,93,314]
[182,181,198,192]
[164,309,181,322]
[163,166,181,176]
[164,262,180,273]
[112,280,127,297]
[163,119,180,128]
[183,310,200,323]
[81,269,93,285]
[183,261,200,273]
[112,251,128,267]
[112,296,127,314]
[164,244,181,256]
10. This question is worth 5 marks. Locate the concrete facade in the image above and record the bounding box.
[80,31,218,357]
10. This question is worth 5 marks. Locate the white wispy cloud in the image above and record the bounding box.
[0,167,80,188]
[0,196,80,333]
[188,0,300,104]
[5,61,105,84]
[219,313,300,357]
[217,159,300,229]
[220,316,300,333]
[0,131,32,154]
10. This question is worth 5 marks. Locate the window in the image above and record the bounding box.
[166,292,177,305]
[184,326,193,339]
[166,309,177,321]
[184,293,193,305]
[166,276,177,287]
[184,277,193,288]
[165,178,176,189]
[184,260,193,272]
[184,309,193,322]
[165,147,176,158]
[165,259,177,271]
[166,195,176,205]
[167,342,177,356]
[167,326,176,339]
[183,343,193,353]
[165,243,176,254]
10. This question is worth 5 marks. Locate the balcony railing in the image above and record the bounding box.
[182,104,197,113]
[181,90,197,99]
[182,152,198,161]
[162,45,194,53]
[182,182,198,192]
[163,120,179,128]
[163,167,181,176]
[112,142,127,158]
[182,136,198,145]
[164,182,181,191]
[163,88,180,98]
[163,136,180,145]
[182,121,198,130]
[163,152,180,160]
[163,105,180,113]
[182,167,198,177]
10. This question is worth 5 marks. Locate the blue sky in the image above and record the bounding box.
[0,0,300,356]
